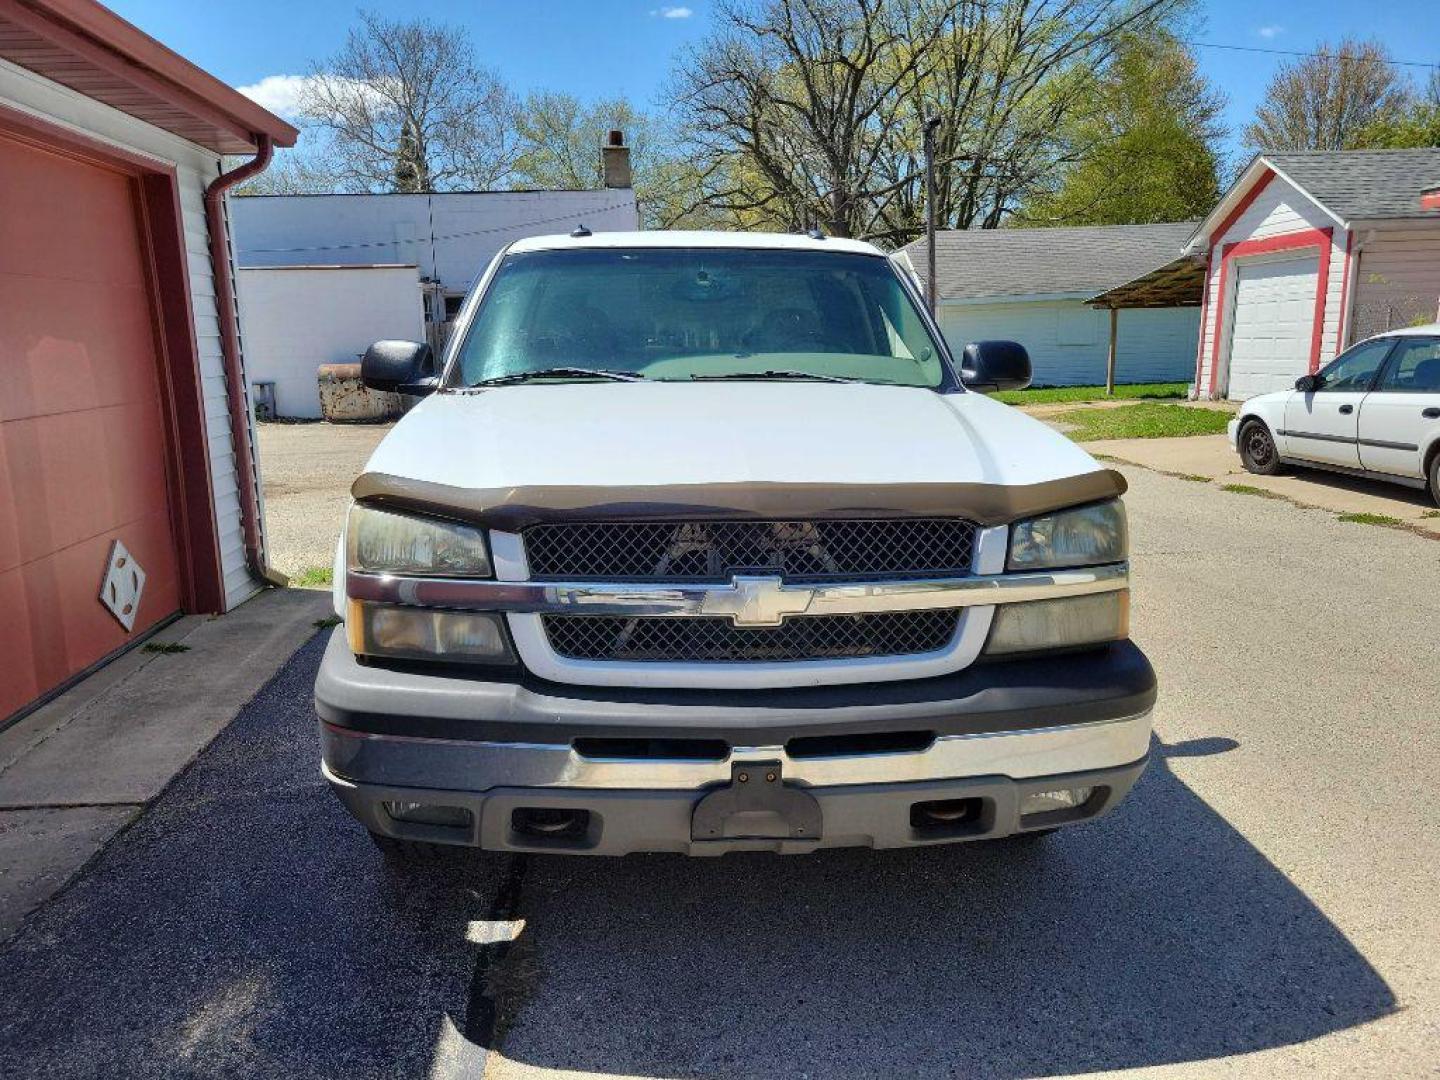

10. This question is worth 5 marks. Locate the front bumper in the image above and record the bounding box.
[314,630,1156,855]
[328,755,1148,856]
[1227,417,1240,451]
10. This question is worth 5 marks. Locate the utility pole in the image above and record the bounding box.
[922,114,942,316]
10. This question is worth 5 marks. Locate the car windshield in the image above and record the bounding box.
[449,247,946,388]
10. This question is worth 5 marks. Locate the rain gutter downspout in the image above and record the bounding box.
[204,134,287,588]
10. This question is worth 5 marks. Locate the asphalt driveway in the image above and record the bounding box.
[2,465,1436,1079]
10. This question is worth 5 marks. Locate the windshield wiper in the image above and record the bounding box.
[465,367,643,388]
[685,369,860,384]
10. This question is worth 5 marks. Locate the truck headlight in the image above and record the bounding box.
[985,591,1129,656]
[347,602,515,664]
[1008,500,1127,570]
[347,505,491,577]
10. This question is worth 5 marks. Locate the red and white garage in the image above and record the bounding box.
[1192,149,1440,401]
[0,0,296,723]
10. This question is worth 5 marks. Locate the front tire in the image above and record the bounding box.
[1239,419,1282,475]
[1428,451,1440,507]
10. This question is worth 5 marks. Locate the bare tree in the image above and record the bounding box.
[672,0,1182,242]
[1243,37,1412,153]
[512,92,726,228]
[300,11,521,192]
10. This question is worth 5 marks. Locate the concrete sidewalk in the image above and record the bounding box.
[0,587,330,941]
[1087,433,1440,535]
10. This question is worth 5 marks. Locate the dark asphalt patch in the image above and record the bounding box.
[463,853,529,1049]
[0,634,502,1080]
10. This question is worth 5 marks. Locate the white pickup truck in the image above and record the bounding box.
[314,231,1155,861]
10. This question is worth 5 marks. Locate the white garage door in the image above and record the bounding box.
[1223,254,1318,400]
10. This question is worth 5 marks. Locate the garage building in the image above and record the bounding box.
[1190,148,1440,400]
[0,0,296,723]
[898,222,1201,386]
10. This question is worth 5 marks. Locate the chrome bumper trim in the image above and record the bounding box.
[320,708,1155,791]
[346,562,1129,621]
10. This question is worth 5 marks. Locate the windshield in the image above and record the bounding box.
[449,247,947,388]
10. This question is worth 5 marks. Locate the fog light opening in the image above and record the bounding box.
[384,801,473,829]
[512,807,591,841]
[1019,785,1104,827]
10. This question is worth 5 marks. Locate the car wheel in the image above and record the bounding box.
[1429,451,1440,507]
[1239,420,1282,475]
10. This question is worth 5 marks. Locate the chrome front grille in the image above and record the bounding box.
[523,518,978,583]
[541,610,961,663]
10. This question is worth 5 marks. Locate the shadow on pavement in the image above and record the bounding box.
[0,638,1395,1080]
[495,732,1394,1078]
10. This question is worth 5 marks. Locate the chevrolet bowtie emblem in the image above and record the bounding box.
[702,575,813,627]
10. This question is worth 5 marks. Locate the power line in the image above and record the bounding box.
[1181,38,1439,70]
[241,199,638,255]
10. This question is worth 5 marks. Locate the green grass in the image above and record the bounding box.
[313,615,342,629]
[291,566,333,589]
[1221,483,1285,500]
[141,641,190,654]
[993,381,1188,405]
[1177,473,1211,483]
[1337,512,1402,526]
[1052,402,1231,442]
[1423,510,1440,519]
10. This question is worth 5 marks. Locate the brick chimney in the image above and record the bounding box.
[601,129,632,189]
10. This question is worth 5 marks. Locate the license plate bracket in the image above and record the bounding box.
[691,760,822,842]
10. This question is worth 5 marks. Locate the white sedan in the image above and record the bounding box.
[1228,323,1440,505]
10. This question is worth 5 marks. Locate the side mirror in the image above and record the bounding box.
[1294,373,1322,392]
[960,340,1032,392]
[361,340,436,395]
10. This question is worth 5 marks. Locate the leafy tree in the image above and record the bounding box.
[1353,71,1440,148]
[1017,33,1225,225]
[299,11,521,192]
[392,119,427,192]
[1243,37,1411,152]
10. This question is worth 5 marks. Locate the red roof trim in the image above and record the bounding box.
[0,0,296,151]
[1208,169,1273,247]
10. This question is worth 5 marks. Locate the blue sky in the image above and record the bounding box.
[111,0,1439,166]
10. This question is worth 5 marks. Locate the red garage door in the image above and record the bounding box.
[0,131,184,720]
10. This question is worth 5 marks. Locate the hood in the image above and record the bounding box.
[355,382,1119,528]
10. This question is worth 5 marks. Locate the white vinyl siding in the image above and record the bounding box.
[938,299,1200,386]
[0,56,262,609]
[1195,172,1350,399]
[1347,220,1440,344]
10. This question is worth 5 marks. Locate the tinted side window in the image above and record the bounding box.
[1316,338,1393,391]
[1377,338,1440,393]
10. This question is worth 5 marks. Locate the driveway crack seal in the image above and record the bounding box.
[463,852,530,1051]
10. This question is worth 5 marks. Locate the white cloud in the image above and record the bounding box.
[237,73,390,119]
[235,74,313,118]
[651,6,693,18]
[1256,25,1284,39]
